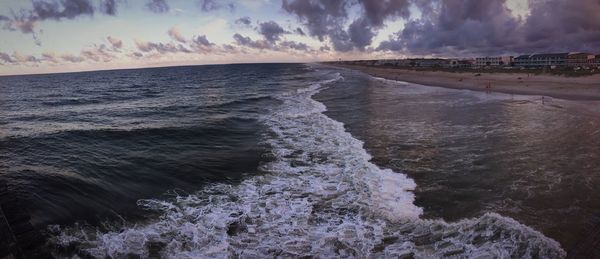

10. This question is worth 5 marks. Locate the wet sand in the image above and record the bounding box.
[329,64,600,101]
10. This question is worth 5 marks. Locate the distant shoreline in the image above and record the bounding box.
[327,64,600,101]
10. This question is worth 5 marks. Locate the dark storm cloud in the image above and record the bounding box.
[99,0,118,15]
[349,0,412,49]
[359,0,411,26]
[32,0,94,20]
[282,0,354,51]
[259,21,286,42]
[348,18,375,50]
[377,0,520,55]
[522,0,600,52]
[282,0,411,51]
[146,0,170,13]
[378,0,600,55]
[235,16,252,26]
[295,27,305,36]
[282,0,348,41]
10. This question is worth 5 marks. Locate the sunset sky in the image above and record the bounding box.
[1,0,599,75]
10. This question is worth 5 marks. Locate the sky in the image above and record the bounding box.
[0,0,599,75]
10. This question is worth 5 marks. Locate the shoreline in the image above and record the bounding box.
[327,64,600,101]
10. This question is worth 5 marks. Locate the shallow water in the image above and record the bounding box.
[316,67,600,251]
[0,64,573,258]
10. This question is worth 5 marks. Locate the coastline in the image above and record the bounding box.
[327,64,600,101]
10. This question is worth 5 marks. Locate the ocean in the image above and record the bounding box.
[3,63,597,257]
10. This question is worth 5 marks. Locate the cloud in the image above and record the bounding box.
[282,0,348,41]
[522,0,600,52]
[135,34,217,55]
[279,40,310,51]
[13,52,41,63]
[136,40,179,53]
[0,52,15,64]
[232,33,313,53]
[282,0,411,51]
[319,45,331,52]
[190,34,216,53]
[32,0,95,20]
[199,0,235,12]
[0,0,120,45]
[377,0,600,56]
[99,0,118,15]
[294,27,305,36]
[233,33,271,49]
[146,0,170,13]
[168,26,186,43]
[235,16,252,26]
[107,36,123,49]
[81,44,115,62]
[258,21,286,42]
[42,52,59,63]
[61,54,84,63]
[222,44,236,51]
[192,35,213,46]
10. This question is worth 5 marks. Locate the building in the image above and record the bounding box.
[588,55,600,68]
[587,55,598,68]
[475,56,513,67]
[514,54,532,67]
[449,59,475,68]
[566,53,596,67]
[412,58,449,67]
[528,53,569,67]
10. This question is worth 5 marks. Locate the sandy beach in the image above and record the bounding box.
[330,64,600,101]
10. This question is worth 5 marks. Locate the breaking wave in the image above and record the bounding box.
[49,70,566,258]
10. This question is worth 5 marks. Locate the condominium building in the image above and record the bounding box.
[475,56,513,67]
[566,53,596,67]
[528,53,569,67]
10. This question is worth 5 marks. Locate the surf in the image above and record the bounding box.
[49,67,565,258]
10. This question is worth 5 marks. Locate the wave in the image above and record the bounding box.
[49,70,565,258]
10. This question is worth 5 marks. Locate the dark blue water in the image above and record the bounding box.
[1,64,569,258]
[0,64,300,227]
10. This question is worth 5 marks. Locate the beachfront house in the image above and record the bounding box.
[528,53,569,67]
[514,53,569,68]
[566,53,596,68]
[590,55,600,68]
[514,55,531,67]
[449,59,475,68]
[412,58,449,68]
[475,56,513,67]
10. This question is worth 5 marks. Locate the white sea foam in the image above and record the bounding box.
[50,69,566,258]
